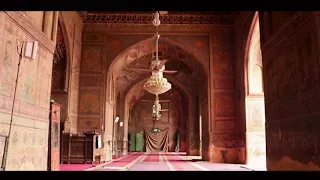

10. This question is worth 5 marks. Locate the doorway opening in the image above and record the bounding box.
[245,12,266,169]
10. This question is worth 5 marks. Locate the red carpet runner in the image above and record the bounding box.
[60,164,93,171]
[141,152,160,162]
[163,152,202,171]
[90,152,144,171]
[86,152,254,171]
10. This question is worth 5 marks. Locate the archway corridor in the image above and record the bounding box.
[1,11,320,171]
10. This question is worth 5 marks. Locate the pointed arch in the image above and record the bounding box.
[244,11,266,168]
[106,36,207,102]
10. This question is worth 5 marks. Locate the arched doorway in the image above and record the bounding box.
[125,76,191,154]
[107,36,208,158]
[244,12,266,168]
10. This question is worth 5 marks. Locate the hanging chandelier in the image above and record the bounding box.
[143,12,172,95]
[143,70,171,95]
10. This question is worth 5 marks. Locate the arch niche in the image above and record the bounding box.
[244,12,266,168]
[125,76,191,153]
[106,36,208,157]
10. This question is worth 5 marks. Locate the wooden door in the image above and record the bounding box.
[48,102,61,171]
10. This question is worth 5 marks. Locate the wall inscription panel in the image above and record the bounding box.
[81,46,102,73]
[78,90,101,115]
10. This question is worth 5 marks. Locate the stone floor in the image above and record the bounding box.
[83,152,266,171]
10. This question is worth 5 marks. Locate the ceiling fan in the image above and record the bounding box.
[141,94,170,121]
[124,11,177,74]
[142,94,170,130]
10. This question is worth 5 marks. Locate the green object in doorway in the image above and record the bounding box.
[135,132,144,152]
[130,133,136,152]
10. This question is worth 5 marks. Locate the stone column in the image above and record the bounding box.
[187,96,200,156]
[188,132,200,155]
[208,29,238,163]
[119,96,128,156]
[104,100,114,162]
[51,11,59,42]
[42,11,54,39]
[200,98,210,161]
[122,98,129,155]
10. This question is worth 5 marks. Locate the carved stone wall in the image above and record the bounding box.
[208,26,238,163]
[259,12,320,170]
[0,12,57,170]
[78,50,104,132]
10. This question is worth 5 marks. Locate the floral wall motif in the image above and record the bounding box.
[79,90,100,115]
[79,36,105,133]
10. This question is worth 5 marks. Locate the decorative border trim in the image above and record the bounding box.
[83,23,232,33]
[83,12,237,25]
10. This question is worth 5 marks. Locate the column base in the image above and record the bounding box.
[208,146,239,164]
[187,149,200,156]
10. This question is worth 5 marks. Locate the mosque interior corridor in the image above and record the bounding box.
[0,11,320,171]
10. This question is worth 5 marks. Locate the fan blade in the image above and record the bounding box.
[159,100,170,102]
[140,99,153,102]
[160,109,169,112]
[155,59,168,70]
[163,70,177,74]
[125,68,152,72]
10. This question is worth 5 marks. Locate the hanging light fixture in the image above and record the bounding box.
[143,11,172,95]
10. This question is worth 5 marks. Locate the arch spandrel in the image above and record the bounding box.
[108,36,208,100]
[107,35,209,80]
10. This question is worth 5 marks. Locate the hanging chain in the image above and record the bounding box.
[153,11,161,63]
